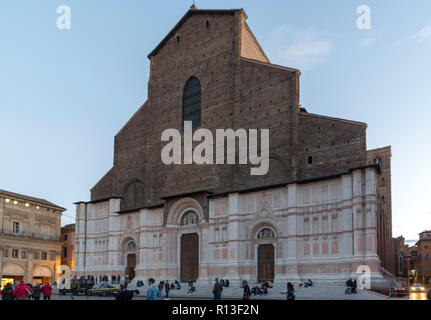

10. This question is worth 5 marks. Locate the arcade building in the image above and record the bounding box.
[0,190,64,287]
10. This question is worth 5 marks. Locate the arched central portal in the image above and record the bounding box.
[181,233,199,282]
[258,244,274,282]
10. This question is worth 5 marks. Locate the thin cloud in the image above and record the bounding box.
[265,25,332,70]
[408,23,431,43]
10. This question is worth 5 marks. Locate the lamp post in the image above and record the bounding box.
[406,255,411,298]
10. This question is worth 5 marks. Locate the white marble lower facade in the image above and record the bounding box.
[74,167,385,284]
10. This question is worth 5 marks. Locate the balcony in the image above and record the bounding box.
[0,230,61,242]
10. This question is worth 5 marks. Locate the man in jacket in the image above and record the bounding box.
[212,278,223,300]
[42,282,52,300]
[115,289,140,301]
[146,278,161,300]
[15,281,31,300]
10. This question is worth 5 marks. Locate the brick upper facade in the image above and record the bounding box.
[90,9,369,213]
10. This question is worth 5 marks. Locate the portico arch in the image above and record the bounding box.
[120,236,138,281]
[2,263,26,285]
[166,197,204,226]
[167,197,203,282]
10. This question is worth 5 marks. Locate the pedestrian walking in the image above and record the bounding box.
[146,278,161,300]
[32,283,42,300]
[42,282,52,300]
[242,280,251,300]
[212,278,223,300]
[165,280,170,300]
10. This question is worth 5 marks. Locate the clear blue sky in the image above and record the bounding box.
[0,1,430,240]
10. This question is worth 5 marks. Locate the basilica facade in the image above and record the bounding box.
[74,7,393,285]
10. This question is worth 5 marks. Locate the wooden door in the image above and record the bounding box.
[181,233,199,282]
[126,254,136,279]
[258,244,274,281]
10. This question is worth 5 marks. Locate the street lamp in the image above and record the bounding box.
[406,255,411,298]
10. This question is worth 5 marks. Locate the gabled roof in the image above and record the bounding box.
[0,189,65,211]
[147,8,244,59]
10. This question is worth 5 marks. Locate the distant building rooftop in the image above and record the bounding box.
[0,189,65,211]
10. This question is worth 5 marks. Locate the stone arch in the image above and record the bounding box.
[256,226,276,240]
[121,179,145,211]
[249,220,278,241]
[33,265,53,278]
[2,263,25,276]
[167,197,204,226]
[120,235,138,266]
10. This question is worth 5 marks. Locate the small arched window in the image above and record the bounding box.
[182,77,201,130]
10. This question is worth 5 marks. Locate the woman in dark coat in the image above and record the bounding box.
[32,283,42,300]
[242,281,251,300]
[1,283,15,300]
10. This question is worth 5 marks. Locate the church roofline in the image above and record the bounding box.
[240,57,300,74]
[299,111,367,128]
[73,196,123,205]
[242,22,270,63]
[147,8,244,59]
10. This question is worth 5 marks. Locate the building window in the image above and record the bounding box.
[42,226,48,239]
[425,266,430,273]
[34,252,39,260]
[41,252,47,260]
[51,228,55,240]
[50,253,55,261]
[3,249,8,257]
[308,156,313,165]
[21,251,27,259]
[12,222,20,235]
[12,249,19,258]
[64,234,68,241]
[35,225,39,238]
[63,247,68,258]
[4,220,10,234]
[182,77,201,130]
[23,223,28,236]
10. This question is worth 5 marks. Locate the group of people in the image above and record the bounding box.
[241,280,273,297]
[345,278,358,294]
[74,274,123,286]
[1,281,52,300]
[299,279,314,288]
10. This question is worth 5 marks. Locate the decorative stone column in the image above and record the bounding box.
[340,175,354,261]
[108,198,121,274]
[283,184,300,282]
[226,193,242,282]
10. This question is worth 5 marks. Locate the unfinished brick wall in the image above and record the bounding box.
[90,9,369,214]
